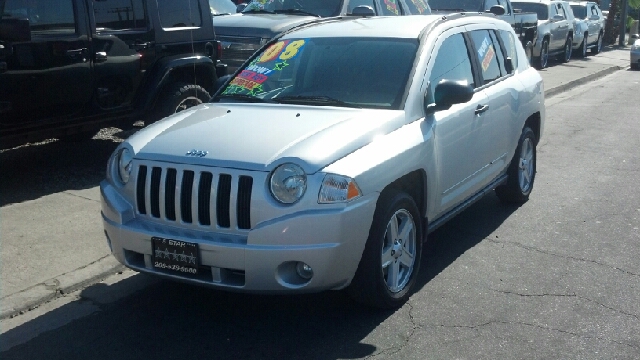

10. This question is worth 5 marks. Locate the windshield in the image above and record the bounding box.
[217,37,418,110]
[209,0,238,15]
[242,0,343,17]
[512,2,548,20]
[570,5,587,19]
[428,0,483,12]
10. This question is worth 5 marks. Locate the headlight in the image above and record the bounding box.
[318,174,362,203]
[117,148,134,184]
[269,163,307,204]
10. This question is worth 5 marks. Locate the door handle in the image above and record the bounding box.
[66,48,88,62]
[475,104,490,115]
[95,51,107,63]
[129,41,154,51]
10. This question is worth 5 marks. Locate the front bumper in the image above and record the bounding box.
[101,180,379,293]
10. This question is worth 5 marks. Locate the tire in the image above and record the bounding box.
[577,34,587,58]
[535,39,549,69]
[496,126,537,204]
[558,36,572,63]
[147,82,211,125]
[591,33,602,55]
[347,189,423,309]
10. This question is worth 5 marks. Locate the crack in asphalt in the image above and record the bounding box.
[422,320,639,350]
[492,289,640,322]
[485,238,640,278]
[62,191,100,203]
[364,302,421,359]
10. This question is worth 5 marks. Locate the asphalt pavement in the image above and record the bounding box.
[0,46,632,320]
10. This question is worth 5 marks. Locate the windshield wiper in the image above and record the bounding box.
[274,8,320,17]
[215,93,273,103]
[274,95,361,108]
[243,8,276,14]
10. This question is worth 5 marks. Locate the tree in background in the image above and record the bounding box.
[604,0,620,44]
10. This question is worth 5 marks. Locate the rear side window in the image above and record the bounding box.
[2,0,76,33]
[469,30,502,84]
[429,33,475,94]
[94,0,148,31]
[157,0,202,28]
[499,29,519,70]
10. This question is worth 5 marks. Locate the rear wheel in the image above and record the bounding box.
[592,33,603,54]
[146,82,211,125]
[558,36,572,63]
[496,127,537,203]
[347,189,423,309]
[535,39,549,69]
[578,34,588,58]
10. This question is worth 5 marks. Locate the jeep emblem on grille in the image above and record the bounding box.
[186,149,208,157]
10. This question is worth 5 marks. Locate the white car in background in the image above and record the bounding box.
[101,13,545,308]
[568,1,606,56]
[631,35,640,69]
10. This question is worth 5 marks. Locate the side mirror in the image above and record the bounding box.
[236,3,247,13]
[552,14,565,22]
[488,5,506,16]
[0,18,31,42]
[213,74,232,93]
[425,80,474,114]
[589,14,599,21]
[350,5,375,16]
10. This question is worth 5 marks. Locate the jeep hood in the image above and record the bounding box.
[127,103,407,174]
[213,13,319,39]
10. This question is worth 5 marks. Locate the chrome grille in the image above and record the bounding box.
[135,165,253,230]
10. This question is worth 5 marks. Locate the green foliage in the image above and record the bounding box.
[630,0,640,9]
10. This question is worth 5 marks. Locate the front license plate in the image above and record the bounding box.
[152,237,199,276]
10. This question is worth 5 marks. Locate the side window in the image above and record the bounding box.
[156,0,202,28]
[2,0,76,33]
[556,3,566,18]
[403,0,430,14]
[428,33,475,101]
[549,3,557,17]
[94,0,148,31]
[498,0,511,15]
[469,29,502,84]
[499,29,519,71]
[380,0,401,15]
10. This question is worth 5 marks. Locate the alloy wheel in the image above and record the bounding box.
[381,209,417,293]
[518,137,535,193]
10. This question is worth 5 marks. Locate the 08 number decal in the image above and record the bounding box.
[258,40,306,63]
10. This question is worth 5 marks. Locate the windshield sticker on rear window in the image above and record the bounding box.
[247,0,275,9]
[222,39,308,96]
[477,37,491,59]
[384,0,399,14]
[411,0,429,14]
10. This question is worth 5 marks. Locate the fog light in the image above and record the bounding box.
[296,262,313,280]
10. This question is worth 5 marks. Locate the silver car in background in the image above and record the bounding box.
[101,14,545,308]
[513,0,574,68]
[568,1,605,56]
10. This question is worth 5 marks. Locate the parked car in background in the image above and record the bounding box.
[631,34,640,69]
[429,0,539,65]
[568,1,605,55]
[562,1,589,58]
[0,0,224,149]
[512,0,574,68]
[213,0,431,73]
[101,14,544,309]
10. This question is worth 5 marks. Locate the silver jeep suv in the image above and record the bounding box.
[101,14,545,308]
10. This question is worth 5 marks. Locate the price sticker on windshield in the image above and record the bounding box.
[258,39,307,63]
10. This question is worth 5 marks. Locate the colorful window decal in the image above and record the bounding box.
[481,46,495,72]
[410,0,429,14]
[222,39,308,96]
[384,0,399,14]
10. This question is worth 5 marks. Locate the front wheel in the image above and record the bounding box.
[347,189,423,309]
[496,126,537,203]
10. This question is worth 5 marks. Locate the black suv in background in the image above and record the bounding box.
[0,0,225,149]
